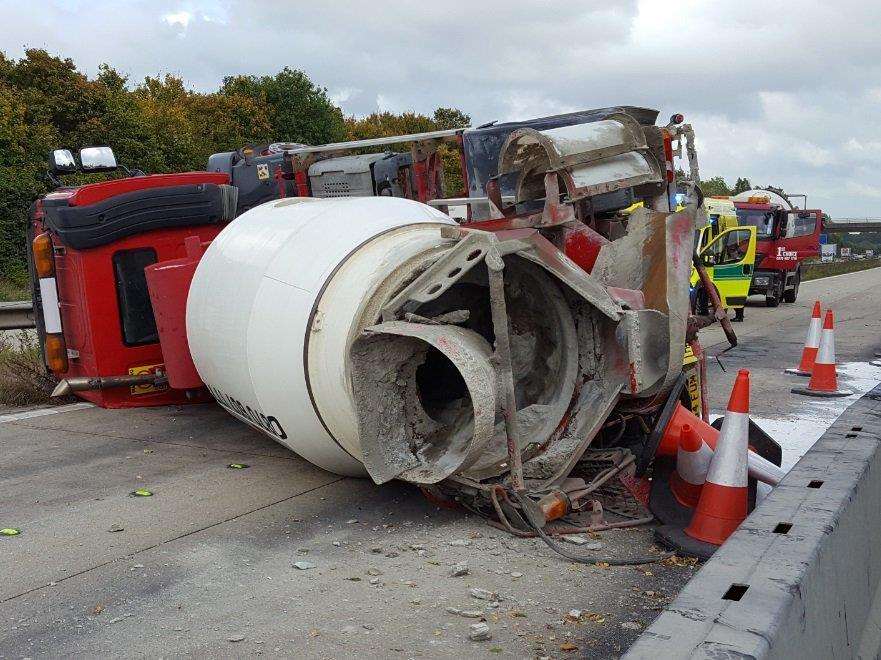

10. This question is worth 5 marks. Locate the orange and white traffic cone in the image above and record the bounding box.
[792,310,854,397]
[654,402,784,485]
[685,369,751,545]
[785,301,822,376]
[669,424,713,508]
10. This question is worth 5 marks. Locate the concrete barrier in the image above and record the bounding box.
[626,383,881,659]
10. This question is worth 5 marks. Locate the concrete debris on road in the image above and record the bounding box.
[292,561,316,570]
[450,561,469,577]
[446,607,484,618]
[561,535,602,551]
[468,622,492,641]
[470,587,500,601]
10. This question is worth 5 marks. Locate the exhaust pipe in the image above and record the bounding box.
[51,374,166,398]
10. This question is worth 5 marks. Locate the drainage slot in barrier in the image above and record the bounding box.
[808,480,824,489]
[846,433,858,438]
[773,522,793,534]
[852,426,863,431]
[722,584,750,601]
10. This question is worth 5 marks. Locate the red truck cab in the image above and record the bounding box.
[29,147,235,407]
[731,190,823,307]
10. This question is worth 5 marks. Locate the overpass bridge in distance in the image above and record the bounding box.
[825,217,881,232]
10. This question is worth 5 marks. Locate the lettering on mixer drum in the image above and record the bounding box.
[207,385,288,440]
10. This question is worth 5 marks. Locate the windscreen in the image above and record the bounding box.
[735,209,775,239]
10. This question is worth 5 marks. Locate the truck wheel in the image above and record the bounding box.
[783,269,800,303]
[765,278,782,308]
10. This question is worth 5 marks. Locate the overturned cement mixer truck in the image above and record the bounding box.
[35,107,784,561]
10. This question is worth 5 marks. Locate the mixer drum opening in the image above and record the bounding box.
[351,255,579,484]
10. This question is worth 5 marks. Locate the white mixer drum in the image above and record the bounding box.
[186,196,457,476]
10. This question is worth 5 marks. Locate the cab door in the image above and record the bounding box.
[699,226,757,307]
[781,210,821,261]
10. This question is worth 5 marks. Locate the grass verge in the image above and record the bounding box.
[0,278,29,302]
[0,331,57,407]
[802,258,881,281]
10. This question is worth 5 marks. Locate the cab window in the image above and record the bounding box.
[113,248,159,346]
[703,229,752,265]
[784,212,817,238]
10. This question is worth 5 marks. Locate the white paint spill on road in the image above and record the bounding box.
[713,361,881,470]
[710,361,880,504]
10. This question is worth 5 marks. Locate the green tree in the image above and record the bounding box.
[0,48,471,284]
[221,68,346,145]
[432,107,470,130]
[345,111,438,140]
[732,177,752,194]
[0,51,299,283]
[0,83,57,283]
[700,176,731,197]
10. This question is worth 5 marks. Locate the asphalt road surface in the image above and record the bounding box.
[2,266,880,658]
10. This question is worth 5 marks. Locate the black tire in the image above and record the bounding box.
[694,284,722,316]
[765,277,782,308]
[783,269,800,303]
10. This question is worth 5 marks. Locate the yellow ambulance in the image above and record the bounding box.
[690,198,757,321]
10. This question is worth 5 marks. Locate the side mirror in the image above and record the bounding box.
[79,146,118,172]
[701,253,717,267]
[49,149,77,174]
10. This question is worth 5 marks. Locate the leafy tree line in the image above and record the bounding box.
[698,176,754,197]
[0,49,470,285]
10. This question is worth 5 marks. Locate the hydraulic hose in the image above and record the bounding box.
[509,489,674,566]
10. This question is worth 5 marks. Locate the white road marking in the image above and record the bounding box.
[0,401,94,424]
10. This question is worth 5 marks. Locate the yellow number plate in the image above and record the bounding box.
[128,363,167,395]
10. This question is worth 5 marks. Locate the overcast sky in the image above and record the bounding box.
[2,0,879,217]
